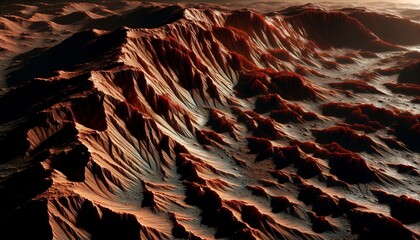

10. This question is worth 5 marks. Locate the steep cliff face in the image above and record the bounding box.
[0,2,419,239]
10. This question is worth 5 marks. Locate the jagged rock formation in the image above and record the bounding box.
[0,1,419,239]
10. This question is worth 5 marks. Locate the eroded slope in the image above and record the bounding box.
[0,2,419,240]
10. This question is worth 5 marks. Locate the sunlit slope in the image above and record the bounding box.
[0,2,419,239]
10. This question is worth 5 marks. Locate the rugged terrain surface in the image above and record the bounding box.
[0,1,419,239]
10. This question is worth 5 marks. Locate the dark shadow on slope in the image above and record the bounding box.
[6,28,125,86]
[285,9,403,52]
[84,5,185,31]
[345,9,420,46]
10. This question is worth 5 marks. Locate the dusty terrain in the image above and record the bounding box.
[0,1,419,239]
